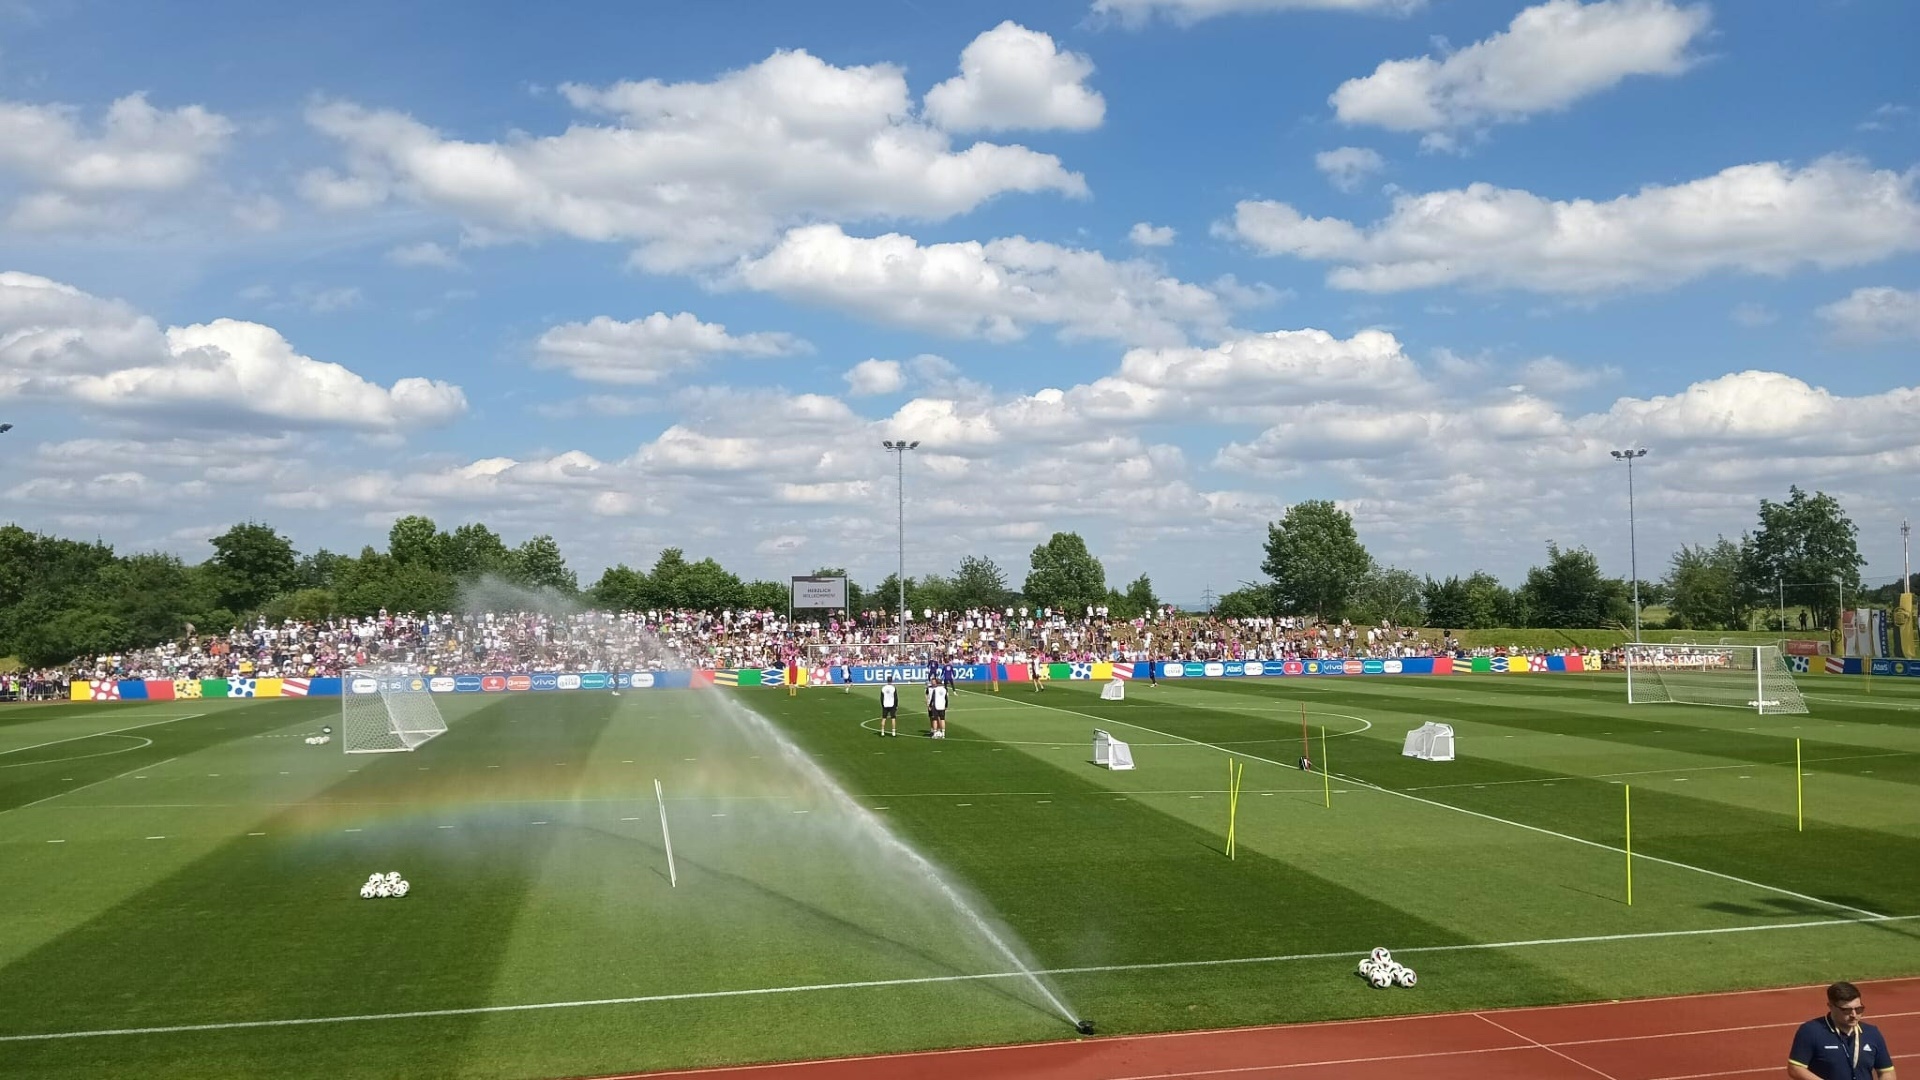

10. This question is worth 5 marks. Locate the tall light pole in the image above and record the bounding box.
[881,439,919,651]
[1610,448,1649,639]
[1904,519,1912,596]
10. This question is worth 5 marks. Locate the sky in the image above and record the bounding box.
[1,0,1916,603]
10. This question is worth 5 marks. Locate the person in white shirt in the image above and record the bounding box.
[879,676,899,737]
[930,682,949,739]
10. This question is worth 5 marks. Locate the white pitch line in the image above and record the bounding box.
[998,694,1887,920]
[1,914,1910,1044]
[1404,750,1920,792]
[0,713,200,758]
[2,756,183,817]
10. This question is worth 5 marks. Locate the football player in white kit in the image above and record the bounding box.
[929,681,949,738]
[879,675,898,736]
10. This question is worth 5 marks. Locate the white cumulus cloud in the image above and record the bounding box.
[0,271,465,430]
[1129,222,1177,247]
[387,241,465,270]
[924,22,1105,133]
[0,92,236,230]
[1314,146,1385,192]
[733,223,1235,346]
[303,48,1087,270]
[1330,0,1710,137]
[1226,156,1920,294]
[534,312,808,385]
[844,359,906,396]
[1817,286,1920,343]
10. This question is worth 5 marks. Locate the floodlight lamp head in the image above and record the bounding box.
[0,423,12,433]
[907,440,919,450]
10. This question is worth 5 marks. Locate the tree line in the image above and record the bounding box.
[0,485,1897,669]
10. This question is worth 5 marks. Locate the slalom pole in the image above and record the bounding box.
[1624,784,1633,907]
[1300,703,1311,769]
[654,778,678,888]
[1232,762,1244,859]
[1796,738,1804,832]
[1321,726,1331,808]
[1225,758,1236,859]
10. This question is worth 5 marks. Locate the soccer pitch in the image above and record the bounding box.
[3,675,1919,1079]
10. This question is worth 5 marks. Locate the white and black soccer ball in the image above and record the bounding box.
[359,884,375,899]
[1371,947,1392,964]
[1397,968,1418,988]
[374,883,393,898]
[386,871,402,883]
[393,880,410,897]
[1369,969,1394,989]
[1357,959,1376,977]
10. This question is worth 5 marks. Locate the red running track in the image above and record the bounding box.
[594,977,1919,1080]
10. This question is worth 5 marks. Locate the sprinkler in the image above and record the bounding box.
[1075,1020,1095,1036]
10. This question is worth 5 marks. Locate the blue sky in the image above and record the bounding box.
[2,0,1916,602]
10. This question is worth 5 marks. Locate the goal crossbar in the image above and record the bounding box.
[1623,643,1807,714]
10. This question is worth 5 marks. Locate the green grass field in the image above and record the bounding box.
[2,673,1918,1078]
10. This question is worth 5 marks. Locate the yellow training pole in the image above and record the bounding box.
[1624,784,1633,907]
[1321,726,1331,808]
[1226,758,1236,859]
[1796,738,1804,832]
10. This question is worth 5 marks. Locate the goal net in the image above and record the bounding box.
[1624,644,1807,714]
[1401,722,1455,761]
[1093,729,1134,770]
[1100,678,1125,701]
[343,670,449,753]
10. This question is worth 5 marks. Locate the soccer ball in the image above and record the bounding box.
[611,691,621,697]
[393,881,410,897]
[1397,968,1418,988]
[1357,959,1376,977]
[1370,947,1392,964]
[1369,969,1394,989]
[386,872,402,883]
[359,885,375,899]
[374,883,393,898]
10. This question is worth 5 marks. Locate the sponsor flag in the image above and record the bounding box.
[201,679,230,699]
[90,680,121,701]
[1824,657,1846,674]
[256,677,283,698]
[1068,662,1092,680]
[1090,662,1113,681]
[175,680,203,699]
[739,669,765,687]
[711,670,740,687]
[690,670,716,688]
[117,680,150,700]
[1788,656,1811,673]
[230,677,257,698]
[1109,662,1133,681]
[282,678,311,697]
[1432,656,1454,675]
[145,679,177,701]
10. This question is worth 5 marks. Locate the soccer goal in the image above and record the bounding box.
[1623,644,1807,714]
[342,670,449,753]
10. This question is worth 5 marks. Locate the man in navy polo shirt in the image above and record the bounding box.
[1789,981,1895,1079]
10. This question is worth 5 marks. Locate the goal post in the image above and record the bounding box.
[1623,644,1807,714]
[343,670,449,753]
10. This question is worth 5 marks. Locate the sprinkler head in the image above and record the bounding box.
[1075,1020,1095,1036]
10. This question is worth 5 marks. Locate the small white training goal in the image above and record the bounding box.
[343,670,449,754]
[1623,643,1807,714]
[1401,722,1455,761]
[1093,729,1135,770]
[1100,678,1126,701]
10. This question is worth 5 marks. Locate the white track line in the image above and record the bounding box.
[997,695,1887,920]
[1404,749,1919,792]
[1474,1013,1620,1080]
[0,714,198,758]
[1,914,1911,1043]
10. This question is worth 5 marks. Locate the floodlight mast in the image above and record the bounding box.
[882,440,920,660]
[1610,449,1648,639]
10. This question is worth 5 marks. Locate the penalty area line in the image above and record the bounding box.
[2,914,1913,1043]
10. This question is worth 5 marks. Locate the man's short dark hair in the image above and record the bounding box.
[1828,981,1862,1005]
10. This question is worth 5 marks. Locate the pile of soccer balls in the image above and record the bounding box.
[304,734,331,746]
[359,872,410,899]
[1357,947,1417,989]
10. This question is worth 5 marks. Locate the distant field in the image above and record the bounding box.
[2,673,1917,1079]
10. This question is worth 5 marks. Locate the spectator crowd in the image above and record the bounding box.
[20,606,1605,690]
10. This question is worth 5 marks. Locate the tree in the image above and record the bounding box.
[1260,501,1371,619]
[511,535,578,594]
[1214,584,1275,619]
[1119,573,1158,618]
[1740,486,1865,630]
[589,564,652,611]
[1023,532,1107,614]
[742,579,788,611]
[443,523,513,580]
[949,556,1011,611]
[1351,566,1424,626]
[387,515,442,568]
[207,522,298,614]
[1519,543,1630,629]
[1665,538,1751,630]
